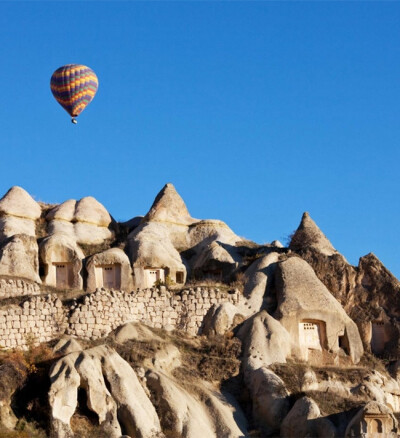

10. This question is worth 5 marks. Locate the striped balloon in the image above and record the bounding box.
[50,64,98,122]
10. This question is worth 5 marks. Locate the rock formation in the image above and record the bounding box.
[0,184,396,438]
[0,186,41,241]
[290,212,400,359]
[49,345,162,438]
[0,234,41,283]
[39,233,84,289]
[46,197,114,245]
[274,256,364,364]
[86,247,133,292]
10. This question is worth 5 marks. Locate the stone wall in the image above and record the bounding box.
[0,295,66,349]
[0,277,40,299]
[67,287,239,338]
[0,287,240,348]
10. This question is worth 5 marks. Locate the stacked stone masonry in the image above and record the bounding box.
[0,295,66,349]
[0,287,240,348]
[0,277,40,299]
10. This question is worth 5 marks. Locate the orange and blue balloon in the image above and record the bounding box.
[50,64,98,124]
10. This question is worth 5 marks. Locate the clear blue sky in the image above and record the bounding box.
[0,2,399,278]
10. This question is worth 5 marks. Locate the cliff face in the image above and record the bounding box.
[0,186,398,438]
[290,213,400,358]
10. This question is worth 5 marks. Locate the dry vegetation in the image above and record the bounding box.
[104,328,242,387]
[269,355,392,418]
[0,337,55,438]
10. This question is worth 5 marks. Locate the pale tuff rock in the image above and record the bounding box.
[46,197,113,245]
[187,220,241,279]
[289,212,337,256]
[238,252,280,317]
[86,247,133,293]
[237,311,293,432]
[39,233,84,289]
[143,183,195,226]
[280,396,336,438]
[113,321,165,344]
[146,371,246,438]
[49,345,162,438]
[0,187,41,241]
[188,219,239,248]
[189,238,241,279]
[0,234,41,283]
[49,353,81,438]
[352,370,400,412]
[237,310,293,369]
[145,343,182,373]
[128,221,187,288]
[274,256,364,364]
[113,321,247,438]
[0,216,37,242]
[246,367,290,435]
[0,186,41,220]
[202,302,241,336]
[130,184,241,285]
[47,197,111,227]
[52,336,83,356]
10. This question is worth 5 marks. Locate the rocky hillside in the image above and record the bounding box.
[0,183,398,438]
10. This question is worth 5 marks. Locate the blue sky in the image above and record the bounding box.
[0,1,399,278]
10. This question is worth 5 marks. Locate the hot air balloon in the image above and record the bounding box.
[50,64,98,124]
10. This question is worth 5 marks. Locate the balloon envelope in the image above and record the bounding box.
[50,64,98,118]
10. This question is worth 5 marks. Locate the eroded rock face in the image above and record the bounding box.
[143,183,195,226]
[289,213,400,358]
[0,234,41,283]
[280,396,336,438]
[352,370,400,412]
[0,187,41,241]
[238,252,280,317]
[39,234,84,289]
[49,345,162,438]
[289,212,337,257]
[202,302,241,337]
[147,372,246,438]
[52,336,83,356]
[113,321,165,345]
[46,197,114,245]
[129,184,243,287]
[128,221,187,288]
[274,256,363,364]
[246,367,290,435]
[86,248,133,293]
[237,311,292,369]
[113,321,247,438]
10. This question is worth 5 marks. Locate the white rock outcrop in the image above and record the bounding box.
[274,256,364,364]
[0,186,41,241]
[0,234,41,283]
[238,252,280,317]
[237,310,293,369]
[47,197,113,245]
[86,247,133,292]
[280,396,336,438]
[39,233,84,289]
[202,302,241,336]
[49,345,162,438]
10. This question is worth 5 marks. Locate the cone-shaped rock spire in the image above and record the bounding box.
[143,183,195,225]
[0,186,41,220]
[289,212,336,256]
